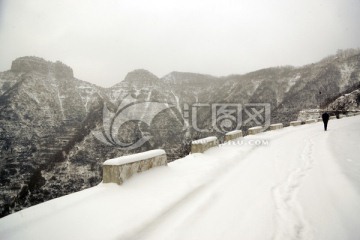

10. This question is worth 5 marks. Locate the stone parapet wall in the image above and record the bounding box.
[248,126,263,135]
[269,123,283,131]
[191,136,219,153]
[290,121,302,126]
[224,130,243,142]
[305,119,317,124]
[103,149,167,185]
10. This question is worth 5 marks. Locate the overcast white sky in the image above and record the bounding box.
[0,0,359,87]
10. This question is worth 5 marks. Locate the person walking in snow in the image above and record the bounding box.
[322,112,330,131]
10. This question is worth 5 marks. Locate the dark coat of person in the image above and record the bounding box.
[322,112,330,131]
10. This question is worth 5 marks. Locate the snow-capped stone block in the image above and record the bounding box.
[305,119,317,124]
[224,130,243,142]
[102,149,167,185]
[248,126,263,135]
[318,118,322,121]
[191,136,219,153]
[269,123,283,131]
[290,121,302,126]
[330,116,336,119]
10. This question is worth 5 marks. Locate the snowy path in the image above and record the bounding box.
[132,117,360,240]
[1,116,360,240]
[271,138,314,240]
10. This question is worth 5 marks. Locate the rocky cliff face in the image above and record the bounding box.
[0,57,105,216]
[327,88,360,112]
[11,57,74,79]
[1,49,360,217]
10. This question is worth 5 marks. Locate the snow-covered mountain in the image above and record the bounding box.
[1,49,360,217]
[0,57,107,216]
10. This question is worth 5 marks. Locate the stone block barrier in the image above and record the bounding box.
[330,116,336,119]
[191,136,219,153]
[248,126,263,135]
[224,130,243,142]
[305,119,317,124]
[290,121,301,127]
[103,149,167,185]
[290,121,302,126]
[269,123,283,131]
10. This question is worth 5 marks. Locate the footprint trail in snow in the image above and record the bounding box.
[272,139,314,240]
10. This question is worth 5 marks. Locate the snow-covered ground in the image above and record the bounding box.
[1,116,360,240]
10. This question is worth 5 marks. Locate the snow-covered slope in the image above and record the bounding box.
[1,116,359,240]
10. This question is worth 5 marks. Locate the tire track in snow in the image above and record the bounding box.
[272,138,314,240]
[123,148,251,240]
